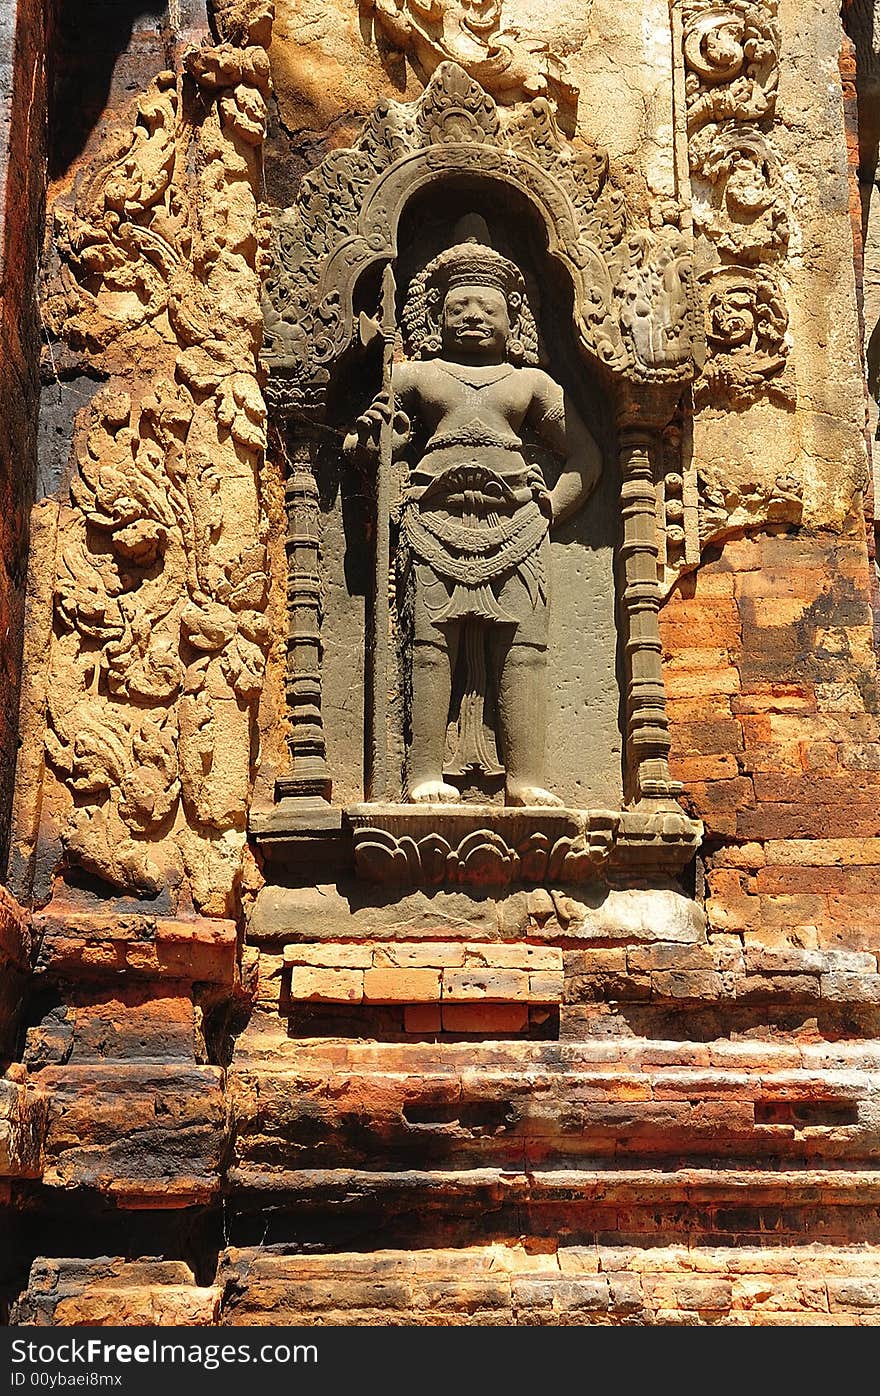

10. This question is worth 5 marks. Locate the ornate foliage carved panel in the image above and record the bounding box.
[360,0,581,111]
[677,0,793,409]
[17,11,274,912]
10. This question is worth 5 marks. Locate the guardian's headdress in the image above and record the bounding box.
[424,241,525,305]
[402,221,539,364]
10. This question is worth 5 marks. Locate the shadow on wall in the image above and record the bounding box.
[841,1,880,588]
[842,0,880,234]
[48,0,169,180]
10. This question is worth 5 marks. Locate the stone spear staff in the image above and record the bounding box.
[359,261,397,801]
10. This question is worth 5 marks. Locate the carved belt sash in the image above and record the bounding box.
[401,463,548,624]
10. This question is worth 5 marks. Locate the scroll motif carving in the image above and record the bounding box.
[698,469,802,541]
[678,0,792,412]
[688,123,789,263]
[354,821,617,886]
[349,806,702,886]
[262,62,697,411]
[680,0,779,132]
[39,20,273,909]
[360,0,579,110]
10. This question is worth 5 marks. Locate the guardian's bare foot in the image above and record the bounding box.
[506,781,564,808]
[409,779,461,803]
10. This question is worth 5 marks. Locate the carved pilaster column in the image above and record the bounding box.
[275,433,331,805]
[618,428,680,804]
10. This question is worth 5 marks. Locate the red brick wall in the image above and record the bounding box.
[663,516,880,956]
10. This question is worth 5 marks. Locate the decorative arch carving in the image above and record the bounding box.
[262,62,699,412]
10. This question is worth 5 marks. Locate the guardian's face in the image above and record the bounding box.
[441,284,511,357]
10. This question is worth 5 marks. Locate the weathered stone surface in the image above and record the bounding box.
[0,886,30,1054]
[251,883,708,944]
[226,1041,880,1176]
[211,1243,880,1325]
[32,912,238,984]
[38,1064,229,1203]
[12,1258,218,1327]
[0,1074,47,1180]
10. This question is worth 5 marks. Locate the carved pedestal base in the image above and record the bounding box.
[347,804,702,887]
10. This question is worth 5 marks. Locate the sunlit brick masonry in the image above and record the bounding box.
[5,0,880,1329]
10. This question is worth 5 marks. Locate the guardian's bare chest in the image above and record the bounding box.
[402,361,533,428]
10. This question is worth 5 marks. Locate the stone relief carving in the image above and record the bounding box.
[209,0,274,47]
[654,419,700,594]
[677,0,792,411]
[680,0,779,132]
[697,264,791,407]
[262,62,695,410]
[360,0,579,109]
[37,16,273,909]
[688,123,789,262]
[255,58,702,865]
[348,806,703,886]
[698,468,802,541]
[354,820,615,886]
[345,230,601,807]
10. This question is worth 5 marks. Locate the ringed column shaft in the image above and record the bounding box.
[276,433,331,803]
[618,427,679,803]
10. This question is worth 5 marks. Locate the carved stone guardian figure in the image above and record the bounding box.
[347,227,601,807]
[256,63,701,855]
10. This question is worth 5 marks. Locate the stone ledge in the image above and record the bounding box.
[252,803,703,883]
[229,1053,880,1173]
[225,1165,880,1208]
[12,1258,218,1326]
[17,1244,880,1326]
[250,883,706,947]
[233,1036,880,1072]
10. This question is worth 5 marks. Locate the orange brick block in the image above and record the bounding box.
[288,967,363,1002]
[404,1005,442,1033]
[462,944,562,971]
[732,687,816,716]
[528,971,564,1000]
[283,944,372,968]
[664,668,740,699]
[362,968,441,1002]
[441,1004,529,1033]
[693,570,737,595]
[671,754,740,782]
[372,943,466,968]
[441,968,530,1001]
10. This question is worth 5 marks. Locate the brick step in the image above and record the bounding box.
[229,1056,880,1171]
[17,1244,880,1325]
[214,1242,880,1325]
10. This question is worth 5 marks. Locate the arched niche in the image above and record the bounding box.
[321,172,624,812]
[253,61,703,889]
